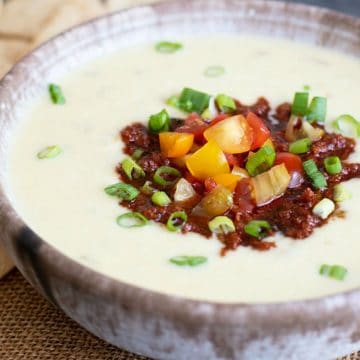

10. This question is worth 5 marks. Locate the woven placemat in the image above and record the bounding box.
[0,270,359,360]
[0,270,149,360]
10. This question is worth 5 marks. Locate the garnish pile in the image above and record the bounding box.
[105,87,360,255]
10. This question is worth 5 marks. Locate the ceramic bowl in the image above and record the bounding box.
[0,1,359,359]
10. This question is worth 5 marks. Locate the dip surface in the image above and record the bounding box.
[6,35,360,303]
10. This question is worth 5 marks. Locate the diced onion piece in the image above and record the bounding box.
[208,216,235,235]
[251,164,291,206]
[312,198,335,220]
[301,121,324,141]
[203,115,253,154]
[200,186,233,216]
[231,166,249,179]
[333,114,360,138]
[333,184,352,202]
[186,140,230,180]
[212,173,241,192]
[174,178,196,202]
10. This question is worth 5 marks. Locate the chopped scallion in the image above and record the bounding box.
[151,191,171,206]
[333,184,352,202]
[141,180,156,195]
[178,87,211,114]
[121,158,145,180]
[312,198,335,220]
[104,183,139,201]
[116,212,149,228]
[333,114,360,138]
[169,255,207,267]
[324,156,342,175]
[307,96,327,123]
[148,109,170,133]
[303,159,327,189]
[166,95,180,108]
[246,145,276,177]
[153,166,181,186]
[208,216,235,235]
[204,65,225,78]
[215,94,236,113]
[37,145,62,159]
[292,92,309,116]
[289,138,312,154]
[167,211,188,232]
[155,41,183,54]
[320,264,348,281]
[49,83,65,105]
[132,149,144,160]
[244,220,271,239]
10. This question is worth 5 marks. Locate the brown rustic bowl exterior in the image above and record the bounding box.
[0,1,359,359]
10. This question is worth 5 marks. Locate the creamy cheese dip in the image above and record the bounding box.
[6,35,360,303]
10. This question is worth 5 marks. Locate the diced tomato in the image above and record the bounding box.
[247,112,270,150]
[274,152,304,188]
[177,113,208,143]
[204,177,218,193]
[225,153,241,167]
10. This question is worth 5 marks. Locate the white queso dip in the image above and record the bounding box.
[6,35,360,303]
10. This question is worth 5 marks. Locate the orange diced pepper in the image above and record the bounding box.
[203,115,253,154]
[212,173,241,192]
[159,132,194,158]
[186,140,230,180]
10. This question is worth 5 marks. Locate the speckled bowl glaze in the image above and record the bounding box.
[0,1,359,359]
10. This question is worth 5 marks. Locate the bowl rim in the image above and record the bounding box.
[1,0,360,322]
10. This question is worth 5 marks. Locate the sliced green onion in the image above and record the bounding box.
[169,256,207,267]
[148,109,170,133]
[333,114,360,138]
[291,92,309,116]
[246,145,276,177]
[37,145,62,159]
[303,159,327,189]
[320,264,348,281]
[244,220,271,239]
[131,148,143,160]
[312,198,335,220]
[121,158,145,180]
[324,156,342,175]
[289,138,312,154]
[208,216,235,235]
[178,87,211,114]
[49,83,65,105]
[151,191,171,206]
[141,180,156,195]
[104,183,139,201]
[166,95,180,108]
[215,93,236,113]
[333,184,352,202]
[167,211,188,232]
[116,212,149,228]
[153,166,181,186]
[204,65,225,78]
[155,41,183,54]
[307,96,327,123]
[303,85,311,91]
